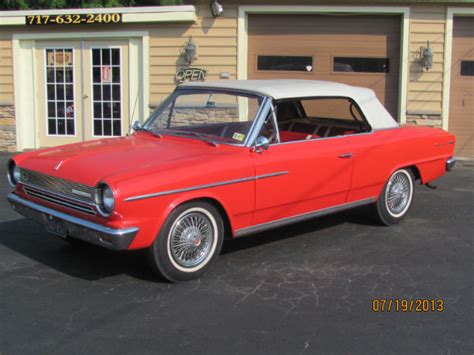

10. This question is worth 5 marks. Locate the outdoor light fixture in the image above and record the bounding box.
[184,36,197,64]
[210,0,223,17]
[421,41,433,71]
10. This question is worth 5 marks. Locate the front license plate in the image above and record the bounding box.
[44,215,67,238]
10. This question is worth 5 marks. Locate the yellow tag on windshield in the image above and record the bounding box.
[232,132,245,142]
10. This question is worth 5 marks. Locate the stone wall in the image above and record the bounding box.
[0,104,16,152]
[147,105,240,129]
[405,113,443,128]
[174,107,239,125]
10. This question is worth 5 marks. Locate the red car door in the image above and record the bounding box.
[249,137,353,227]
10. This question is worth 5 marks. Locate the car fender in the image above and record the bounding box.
[142,190,236,248]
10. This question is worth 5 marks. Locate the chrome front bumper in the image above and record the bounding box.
[7,193,139,250]
[446,157,456,172]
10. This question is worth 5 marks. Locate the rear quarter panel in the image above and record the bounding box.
[345,126,455,202]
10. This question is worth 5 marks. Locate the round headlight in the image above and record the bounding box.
[99,184,115,215]
[7,160,20,187]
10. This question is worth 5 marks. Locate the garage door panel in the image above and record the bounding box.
[249,14,399,35]
[449,17,474,158]
[248,14,400,119]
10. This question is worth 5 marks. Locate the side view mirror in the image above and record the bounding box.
[254,136,270,152]
[132,121,142,131]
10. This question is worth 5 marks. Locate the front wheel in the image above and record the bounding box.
[147,201,224,282]
[372,168,415,226]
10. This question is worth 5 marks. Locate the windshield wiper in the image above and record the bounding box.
[169,131,219,147]
[135,127,162,138]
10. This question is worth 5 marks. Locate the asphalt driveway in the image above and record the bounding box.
[0,152,473,354]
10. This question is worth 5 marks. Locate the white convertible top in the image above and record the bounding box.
[180,80,399,130]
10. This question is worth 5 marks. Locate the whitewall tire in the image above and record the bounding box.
[372,168,415,226]
[148,201,224,282]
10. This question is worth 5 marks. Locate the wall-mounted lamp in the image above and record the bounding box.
[210,0,224,17]
[184,36,197,64]
[421,41,433,71]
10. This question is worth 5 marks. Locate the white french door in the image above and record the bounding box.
[36,40,130,147]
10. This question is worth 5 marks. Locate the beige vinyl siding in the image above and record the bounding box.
[0,3,465,127]
[407,6,446,114]
[148,1,238,105]
[0,34,14,104]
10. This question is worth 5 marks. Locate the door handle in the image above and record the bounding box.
[83,94,89,99]
[338,152,353,158]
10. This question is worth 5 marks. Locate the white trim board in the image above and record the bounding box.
[237,5,410,124]
[12,30,149,151]
[0,5,196,25]
[442,7,474,131]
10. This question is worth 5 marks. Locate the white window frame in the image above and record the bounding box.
[43,47,77,138]
[12,30,149,150]
[237,5,410,124]
[89,46,124,138]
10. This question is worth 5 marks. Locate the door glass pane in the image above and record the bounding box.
[111,49,120,65]
[56,84,64,100]
[94,119,102,136]
[460,61,474,76]
[112,67,120,83]
[102,85,111,101]
[93,67,101,83]
[65,84,73,100]
[65,67,73,82]
[91,48,122,137]
[57,119,66,135]
[257,55,313,72]
[103,120,112,135]
[112,85,120,101]
[333,57,390,73]
[45,48,75,136]
[92,49,101,66]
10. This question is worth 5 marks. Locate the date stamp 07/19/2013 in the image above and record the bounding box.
[371,299,445,313]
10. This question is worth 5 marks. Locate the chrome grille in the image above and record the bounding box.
[20,169,98,204]
[23,185,96,216]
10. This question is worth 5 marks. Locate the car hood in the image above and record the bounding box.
[16,133,240,186]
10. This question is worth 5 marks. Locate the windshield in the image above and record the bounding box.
[144,89,265,145]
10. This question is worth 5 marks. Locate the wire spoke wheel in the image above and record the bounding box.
[385,170,413,218]
[149,202,224,282]
[169,212,214,268]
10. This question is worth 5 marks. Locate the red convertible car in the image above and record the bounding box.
[7,80,456,281]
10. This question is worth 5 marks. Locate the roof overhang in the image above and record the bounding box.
[0,5,196,26]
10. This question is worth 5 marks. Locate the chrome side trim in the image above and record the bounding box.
[256,171,288,180]
[7,193,138,237]
[234,197,376,237]
[125,171,289,202]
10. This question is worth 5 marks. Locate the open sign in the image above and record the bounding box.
[176,67,207,83]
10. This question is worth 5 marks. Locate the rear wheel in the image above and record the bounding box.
[372,168,415,225]
[147,201,224,282]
